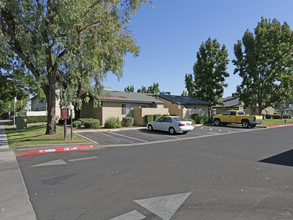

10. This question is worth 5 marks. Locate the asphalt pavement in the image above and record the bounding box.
[0,122,37,220]
[17,125,293,220]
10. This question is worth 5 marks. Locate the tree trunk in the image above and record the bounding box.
[45,75,57,135]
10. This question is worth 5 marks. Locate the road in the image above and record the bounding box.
[17,126,293,220]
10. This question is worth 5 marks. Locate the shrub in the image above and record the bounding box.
[186,118,195,125]
[283,114,292,119]
[265,114,272,119]
[122,117,134,127]
[84,119,100,129]
[145,115,154,125]
[23,116,47,123]
[105,117,121,128]
[73,120,82,127]
[272,114,281,119]
[154,114,162,121]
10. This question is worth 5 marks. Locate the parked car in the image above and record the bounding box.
[147,116,194,134]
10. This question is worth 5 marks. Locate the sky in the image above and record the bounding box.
[102,0,293,97]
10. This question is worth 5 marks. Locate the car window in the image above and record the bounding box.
[238,111,244,115]
[156,117,165,122]
[230,111,236,116]
[165,117,172,123]
[173,117,184,121]
[223,112,231,115]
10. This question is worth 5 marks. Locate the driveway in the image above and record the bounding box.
[76,125,257,146]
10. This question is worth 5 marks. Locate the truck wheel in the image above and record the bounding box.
[214,119,221,126]
[242,120,250,128]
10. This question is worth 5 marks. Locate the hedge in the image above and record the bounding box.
[264,114,292,119]
[21,116,47,123]
[154,114,162,121]
[105,117,121,128]
[145,115,154,125]
[122,117,134,127]
[73,120,82,127]
[84,119,100,129]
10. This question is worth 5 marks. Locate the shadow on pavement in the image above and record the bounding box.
[259,149,293,167]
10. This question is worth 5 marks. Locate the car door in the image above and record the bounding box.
[153,117,165,130]
[163,117,173,132]
[229,111,237,123]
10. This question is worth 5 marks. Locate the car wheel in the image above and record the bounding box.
[169,127,176,135]
[148,125,153,131]
[214,119,221,126]
[242,120,250,128]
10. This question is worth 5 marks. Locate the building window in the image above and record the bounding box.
[122,104,131,115]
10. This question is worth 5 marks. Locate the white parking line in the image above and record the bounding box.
[76,133,99,145]
[110,132,148,142]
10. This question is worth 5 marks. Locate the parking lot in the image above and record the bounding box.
[76,125,259,146]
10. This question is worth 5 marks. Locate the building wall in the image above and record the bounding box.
[80,101,102,122]
[158,98,183,117]
[183,105,209,118]
[133,106,169,126]
[245,107,275,115]
[31,98,46,111]
[212,107,243,115]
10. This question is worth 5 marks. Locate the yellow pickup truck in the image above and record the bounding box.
[213,110,263,128]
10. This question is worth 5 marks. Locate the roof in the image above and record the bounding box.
[214,96,243,108]
[159,94,212,106]
[101,91,164,104]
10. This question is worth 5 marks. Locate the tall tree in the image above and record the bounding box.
[124,86,135,92]
[0,0,151,134]
[233,18,293,115]
[137,86,147,93]
[147,82,160,94]
[185,38,229,105]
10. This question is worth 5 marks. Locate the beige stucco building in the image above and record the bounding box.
[212,95,275,115]
[158,94,212,118]
[80,91,169,126]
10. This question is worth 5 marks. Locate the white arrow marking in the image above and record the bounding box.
[134,192,191,220]
[68,156,99,162]
[110,210,146,220]
[31,159,67,167]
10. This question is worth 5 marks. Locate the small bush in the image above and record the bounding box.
[265,114,272,119]
[186,119,195,125]
[272,114,281,119]
[105,117,121,128]
[24,116,47,123]
[84,119,100,129]
[145,115,154,124]
[283,114,292,119]
[122,117,134,127]
[154,114,162,121]
[73,120,82,127]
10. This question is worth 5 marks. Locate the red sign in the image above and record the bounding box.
[60,108,69,119]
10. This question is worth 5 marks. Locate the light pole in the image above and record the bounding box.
[69,104,74,140]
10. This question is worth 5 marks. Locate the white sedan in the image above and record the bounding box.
[147,116,194,135]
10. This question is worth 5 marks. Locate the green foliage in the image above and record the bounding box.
[233,18,293,115]
[185,38,229,105]
[0,0,151,134]
[122,117,134,127]
[271,114,281,119]
[265,114,272,119]
[190,114,212,124]
[137,83,160,94]
[154,114,162,121]
[181,91,188,97]
[186,119,195,125]
[124,86,135,92]
[23,116,47,123]
[104,117,122,128]
[283,114,292,119]
[84,119,100,129]
[145,115,154,124]
[73,120,82,127]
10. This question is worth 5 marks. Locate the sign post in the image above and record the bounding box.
[60,108,69,140]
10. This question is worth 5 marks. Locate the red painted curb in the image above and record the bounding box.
[266,124,293,128]
[17,145,94,157]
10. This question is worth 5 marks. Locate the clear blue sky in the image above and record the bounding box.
[103,0,293,97]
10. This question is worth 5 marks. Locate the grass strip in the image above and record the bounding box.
[4,123,90,148]
[258,119,293,127]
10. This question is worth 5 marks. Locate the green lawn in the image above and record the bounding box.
[258,119,293,127]
[4,123,90,148]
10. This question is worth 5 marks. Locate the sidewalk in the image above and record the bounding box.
[0,122,37,220]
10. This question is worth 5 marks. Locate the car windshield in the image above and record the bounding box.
[173,117,184,121]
